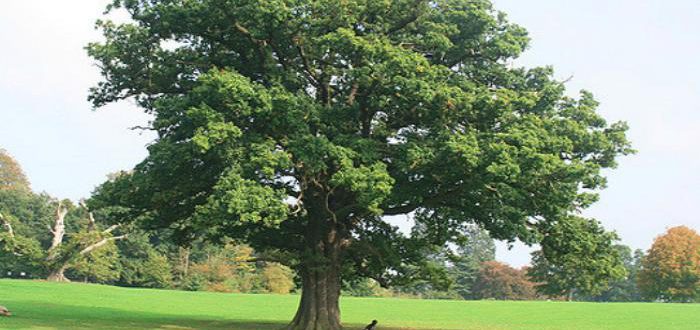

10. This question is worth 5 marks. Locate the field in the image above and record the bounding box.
[0,280,699,330]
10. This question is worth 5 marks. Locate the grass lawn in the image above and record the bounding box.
[1,279,699,329]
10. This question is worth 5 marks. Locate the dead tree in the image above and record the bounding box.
[46,202,68,261]
[45,202,127,282]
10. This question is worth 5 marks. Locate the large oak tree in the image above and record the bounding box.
[88,0,632,328]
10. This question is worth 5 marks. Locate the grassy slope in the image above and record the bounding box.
[0,279,699,330]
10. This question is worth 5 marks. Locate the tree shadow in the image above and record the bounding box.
[0,301,284,330]
[0,301,428,330]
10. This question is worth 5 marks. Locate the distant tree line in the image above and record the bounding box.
[1,148,698,302]
[0,149,295,294]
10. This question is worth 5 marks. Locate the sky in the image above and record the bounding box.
[1,1,699,267]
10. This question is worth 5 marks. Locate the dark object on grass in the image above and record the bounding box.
[364,320,377,330]
[0,305,11,317]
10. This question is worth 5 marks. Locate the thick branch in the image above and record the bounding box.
[50,202,68,251]
[80,200,96,232]
[296,44,319,86]
[79,235,128,256]
[383,201,420,216]
[346,82,359,105]
[383,185,466,215]
[234,22,270,70]
[102,224,120,235]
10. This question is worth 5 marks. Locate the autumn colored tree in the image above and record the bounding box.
[0,148,30,192]
[262,262,296,294]
[638,226,700,302]
[471,261,536,300]
[88,0,632,328]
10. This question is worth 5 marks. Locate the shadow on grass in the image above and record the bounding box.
[0,301,285,330]
[0,301,425,330]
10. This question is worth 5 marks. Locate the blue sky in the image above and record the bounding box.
[1,1,699,266]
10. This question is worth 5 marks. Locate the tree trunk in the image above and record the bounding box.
[287,264,342,330]
[286,211,344,330]
[47,265,69,282]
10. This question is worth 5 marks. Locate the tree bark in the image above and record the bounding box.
[287,261,342,330]
[47,203,68,264]
[286,211,344,330]
[47,265,69,282]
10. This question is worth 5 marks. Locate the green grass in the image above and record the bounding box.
[0,280,699,330]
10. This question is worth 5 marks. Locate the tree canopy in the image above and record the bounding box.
[528,216,626,300]
[88,0,632,328]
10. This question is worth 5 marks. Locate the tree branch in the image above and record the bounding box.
[296,44,319,86]
[386,0,425,35]
[79,235,128,256]
[234,22,270,71]
[383,202,419,216]
[102,224,120,235]
[346,82,359,105]
[80,200,96,232]
[50,202,68,251]
[383,185,467,215]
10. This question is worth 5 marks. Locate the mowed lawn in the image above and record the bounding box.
[0,280,699,330]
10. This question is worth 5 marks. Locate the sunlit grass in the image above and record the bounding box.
[0,279,698,329]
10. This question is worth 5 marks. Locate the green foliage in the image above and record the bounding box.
[528,216,627,300]
[0,189,53,278]
[342,278,389,297]
[69,237,121,283]
[0,189,56,250]
[0,231,44,277]
[116,233,174,288]
[88,1,632,324]
[583,245,643,302]
[448,225,496,299]
[90,0,631,271]
[120,251,174,289]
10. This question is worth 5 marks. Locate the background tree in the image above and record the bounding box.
[0,148,30,192]
[88,0,632,328]
[584,245,643,302]
[0,194,127,281]
[471,261,537,300]
[69,238,121,283]
[262,262,296,294]
[116,232,174,289]
[528,216,626,301]
[0,191,53,278]
[449,225,496,299]
[638,226,700,302]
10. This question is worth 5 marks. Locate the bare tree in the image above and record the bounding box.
[44,202,128,282]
